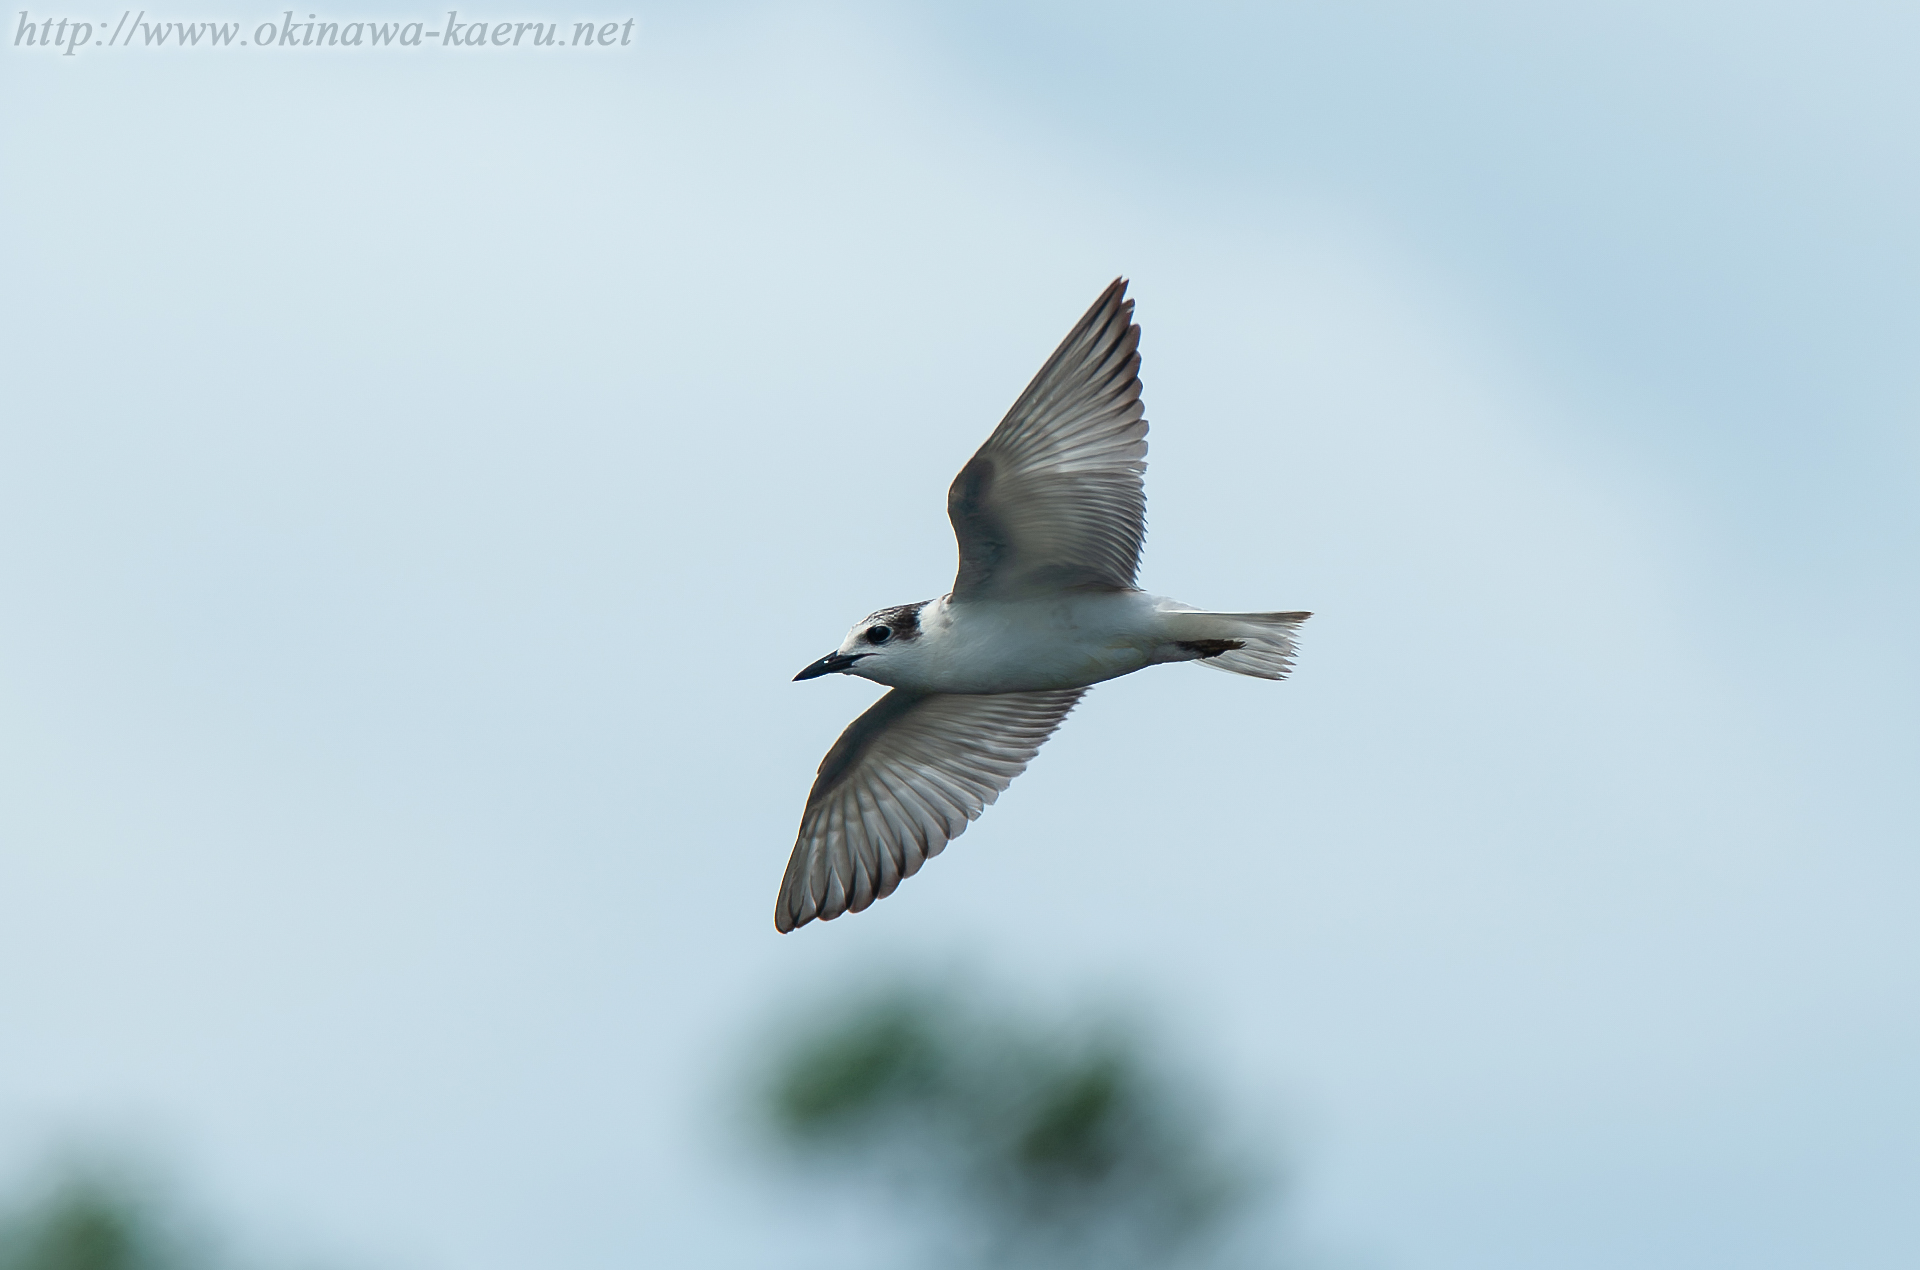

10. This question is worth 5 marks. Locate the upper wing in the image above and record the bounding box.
[947,278,1148,600]
[775,688,1085,932]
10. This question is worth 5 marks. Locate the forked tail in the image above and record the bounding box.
[1156,604,1312,681]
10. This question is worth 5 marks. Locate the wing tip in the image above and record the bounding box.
[775,892,827,934]
[773,885,804,933]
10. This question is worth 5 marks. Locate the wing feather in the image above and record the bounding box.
[774,688,1086,932]
[871,763,940,862]
[948,278,1148,599]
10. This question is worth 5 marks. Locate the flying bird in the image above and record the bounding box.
[778,278,1309,932]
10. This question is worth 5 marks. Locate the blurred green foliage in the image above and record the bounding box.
[0,1171,191,1270]
[766,984,1266,1269]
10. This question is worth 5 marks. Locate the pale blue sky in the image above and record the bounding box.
[1,4,1914,1269]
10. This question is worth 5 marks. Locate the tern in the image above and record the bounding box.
[778,278,1309,932]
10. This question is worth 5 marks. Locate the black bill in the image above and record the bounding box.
[793,652,868,681]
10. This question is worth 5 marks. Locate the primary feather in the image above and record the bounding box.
[775,689,1085,932]
[948,277,1148,600]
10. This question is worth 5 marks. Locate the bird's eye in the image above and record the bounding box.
[865,625,891,644]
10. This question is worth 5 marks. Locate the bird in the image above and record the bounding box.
[777,278,1309,933]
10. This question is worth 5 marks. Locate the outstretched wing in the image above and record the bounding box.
[775,688,1086,932]
[948,277,1148,600]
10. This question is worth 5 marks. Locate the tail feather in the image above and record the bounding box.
[1157,605,1311,681]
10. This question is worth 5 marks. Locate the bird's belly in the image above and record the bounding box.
[937,641,1148,693]
[910,595,1159,693]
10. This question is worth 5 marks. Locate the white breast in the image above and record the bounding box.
[879,591,1165,693]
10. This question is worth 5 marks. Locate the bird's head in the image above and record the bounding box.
[794,602,928,684]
